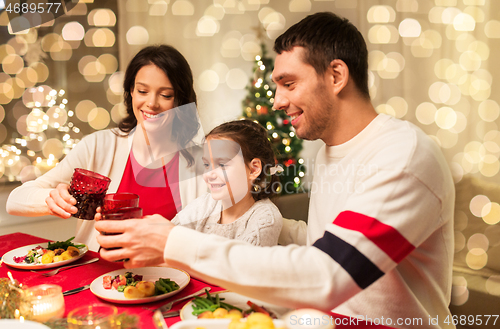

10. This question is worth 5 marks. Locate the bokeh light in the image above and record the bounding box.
[88,8,117,26]
[484,20,500,38]
[108,72,124,95]
[171,0,194,15]
[111,103,127,124]
[399,18,421,37]
[205,5,224,20]
[367,5,396,23]
[454,231,466,252]
[453,13,476,32]
[196,16,220,37]
[126,26,149,45]
[466,248,487,270]
[31,63,49,83]
[149,1,169,16]
[482,202,500,225]
[42,138,64,160]
[485,276,500,296]
[467,233,489,251]
[226,68,248,89]
[97,54,118,74]
[75,100,97,123]
[198,70,219,91]
[46,106,67,128]
[62,22,85,41]
[2,54,24,74]
[470,195,490,217]
[221,31,242,58]
[451,276,469,306]
[478,100,500,122]
[88,107,110,130]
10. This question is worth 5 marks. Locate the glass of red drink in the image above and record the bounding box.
[69,168,111,220]
[103,193,139,212]
[101,207,143,222]
[101,207,143,253]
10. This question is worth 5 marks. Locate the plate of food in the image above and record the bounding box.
[180,291,292,320]
[90,267,190,304]
[2,237,88,270]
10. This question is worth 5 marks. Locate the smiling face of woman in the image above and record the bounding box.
[131,64,176,125]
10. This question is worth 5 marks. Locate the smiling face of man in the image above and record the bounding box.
[272,47,336,143]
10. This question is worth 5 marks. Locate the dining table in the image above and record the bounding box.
[0,232,391,329]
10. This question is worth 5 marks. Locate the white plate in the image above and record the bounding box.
[180,291,292,320]
[2,242,88,270]
[170,319,285,329]
[0,319,50,328]
[90,267,190,304]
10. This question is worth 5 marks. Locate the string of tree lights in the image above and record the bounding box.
[242,43,305,195]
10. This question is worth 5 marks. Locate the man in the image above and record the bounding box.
[96,12,455,328]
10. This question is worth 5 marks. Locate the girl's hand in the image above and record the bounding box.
[45,183,78,219]
[96,214,175,268]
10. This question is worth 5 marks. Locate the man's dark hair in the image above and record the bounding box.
[274,12,370,99]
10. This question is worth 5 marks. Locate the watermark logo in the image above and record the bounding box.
[4,0,79,33]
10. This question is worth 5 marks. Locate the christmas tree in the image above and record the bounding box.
[242,43,306,195]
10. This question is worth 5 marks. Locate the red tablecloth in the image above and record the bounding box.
[0,232,225,328]
[0,233,391,329]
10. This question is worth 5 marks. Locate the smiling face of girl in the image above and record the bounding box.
[202,138,256,205]
[131,64,176,125]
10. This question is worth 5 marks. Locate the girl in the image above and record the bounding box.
[171,120,283,246]
[6,45,207,251]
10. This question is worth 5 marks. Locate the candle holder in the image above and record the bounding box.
[0,276,32,320]
[67,304,117,329]
[25,284,65,323]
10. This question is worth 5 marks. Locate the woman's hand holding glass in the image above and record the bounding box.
[95,214,175,268]
[45,183,78,219]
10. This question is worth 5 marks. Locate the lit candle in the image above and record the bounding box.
[26,284,65,323]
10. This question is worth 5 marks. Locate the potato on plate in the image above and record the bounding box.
[124,286,146,299]
[136,281,155,297]
[213,308,229,318]
[53,255,64,262]
[66,246,80,257]
[41,251,54,264]
[61,250,73,260]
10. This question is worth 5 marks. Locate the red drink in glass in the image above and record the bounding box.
[101,207,143,222]
[103,193,139,212]
[69,168,111,220]
[101,207,143,250]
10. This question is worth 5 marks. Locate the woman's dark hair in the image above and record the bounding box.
[274,12,370,99]
[206,120,280,201]
[118,44,199,166]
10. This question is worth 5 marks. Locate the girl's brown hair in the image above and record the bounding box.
[206,120,280,201]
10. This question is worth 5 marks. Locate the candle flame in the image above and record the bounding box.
[7,271,16,284]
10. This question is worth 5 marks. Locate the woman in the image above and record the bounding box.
[6,45,207,251]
